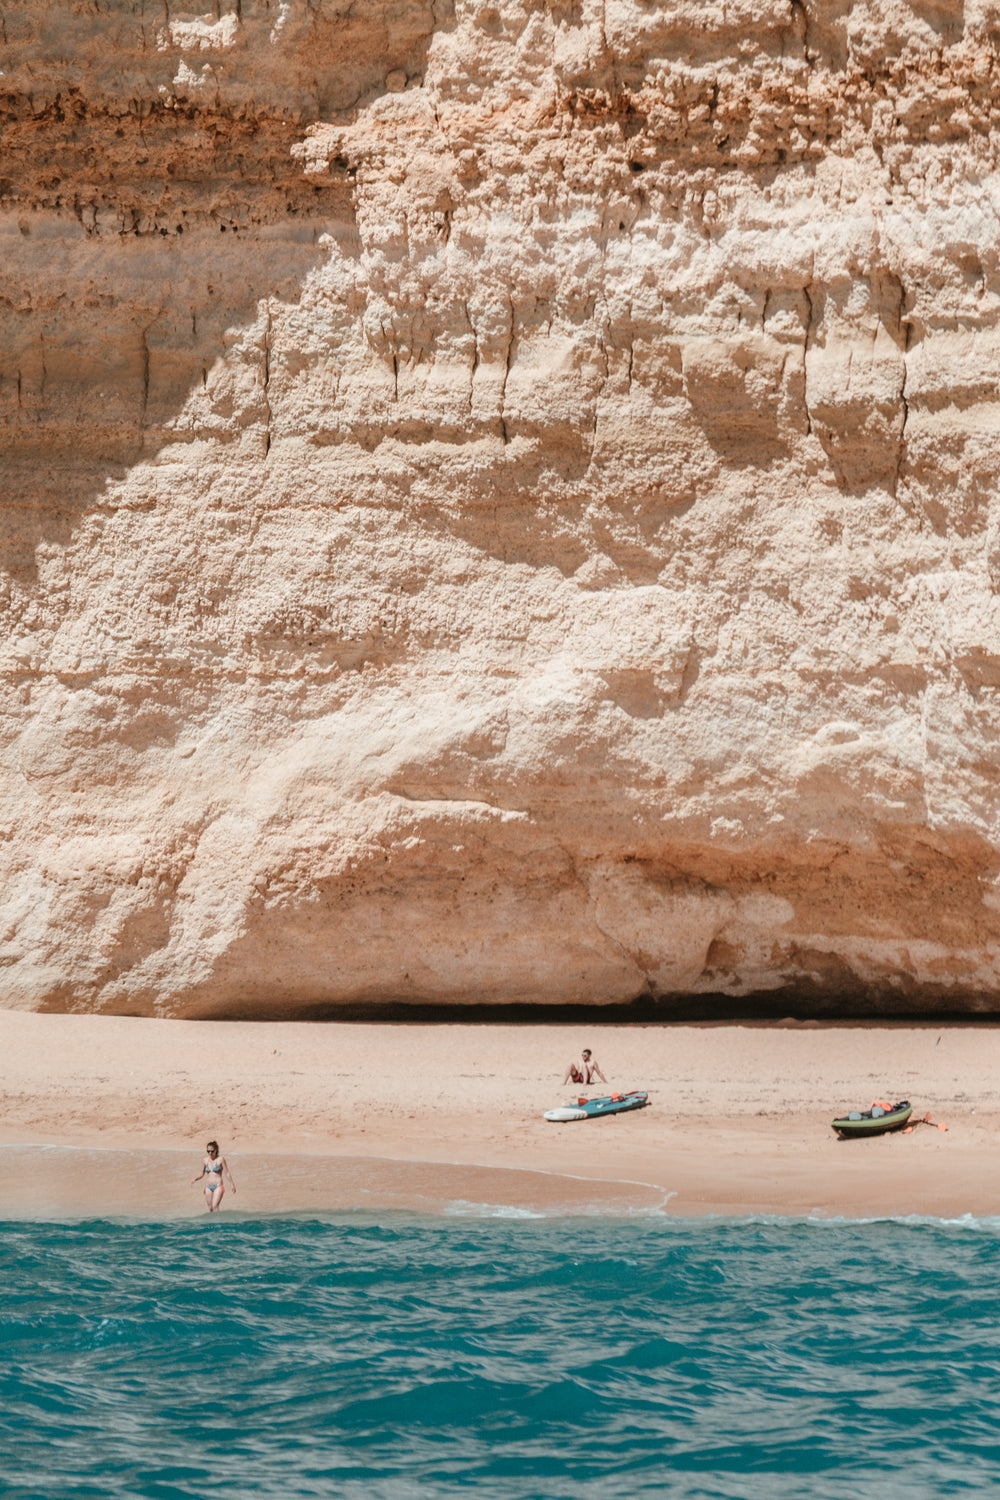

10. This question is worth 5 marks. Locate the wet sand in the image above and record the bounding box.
[0,1012,996,1218]
[0,1146,668,1220]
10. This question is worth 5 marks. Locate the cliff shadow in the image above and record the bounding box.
[0,0,448,582]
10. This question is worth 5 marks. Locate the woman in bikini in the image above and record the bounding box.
[191,1140,236,1212]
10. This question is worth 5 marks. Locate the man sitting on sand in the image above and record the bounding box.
[562,1048,608,1086]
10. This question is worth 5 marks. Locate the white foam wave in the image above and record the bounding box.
[444,1201,547,1219]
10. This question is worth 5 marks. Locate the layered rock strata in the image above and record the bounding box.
[4,0,1000,1015]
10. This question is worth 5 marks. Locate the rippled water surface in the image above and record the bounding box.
[3,1214,999,1498]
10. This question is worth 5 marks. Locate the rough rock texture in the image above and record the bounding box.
[5,0,1000,1016]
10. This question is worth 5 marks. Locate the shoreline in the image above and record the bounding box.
[0,1142,672,1221]
[1,1011,997,1219]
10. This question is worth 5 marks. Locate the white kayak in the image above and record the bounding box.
[544,1090,649,1123]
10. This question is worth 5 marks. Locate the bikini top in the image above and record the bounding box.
[207,1159,222,1173]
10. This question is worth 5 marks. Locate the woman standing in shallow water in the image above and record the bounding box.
[191,1141,235,1213]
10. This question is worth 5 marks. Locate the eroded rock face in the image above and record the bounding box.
[4,0,1000,1015]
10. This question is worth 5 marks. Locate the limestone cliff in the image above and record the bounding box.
[4,0,1000,1016]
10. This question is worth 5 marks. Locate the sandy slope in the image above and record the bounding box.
[0,1013,995,1218]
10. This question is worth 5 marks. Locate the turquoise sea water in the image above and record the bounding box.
[3,1213,999,1499]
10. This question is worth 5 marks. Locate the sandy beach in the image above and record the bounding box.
[0,1012,996,1219]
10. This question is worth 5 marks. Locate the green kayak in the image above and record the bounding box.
[832,1101,912,1138]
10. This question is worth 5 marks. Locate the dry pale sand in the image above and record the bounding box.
[0,1012,996,1219]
